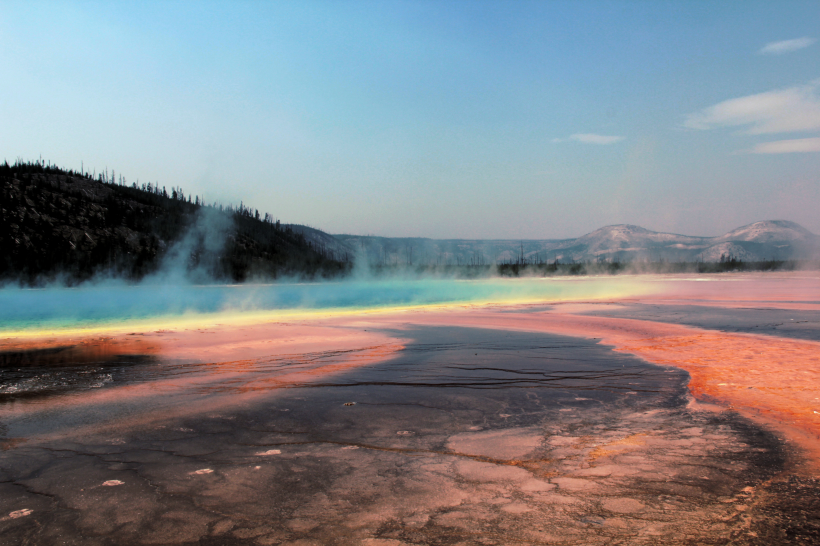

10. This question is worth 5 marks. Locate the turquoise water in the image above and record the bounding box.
[0,277,642,331]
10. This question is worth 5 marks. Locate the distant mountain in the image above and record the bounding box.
[716,220,816,243]
[695,220,820,262]
[333,221,820,265]
[550,225,708,262]
[1,162,349,285]
[554,221,820,263]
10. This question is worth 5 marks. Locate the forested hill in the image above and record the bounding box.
[1,161,350,285]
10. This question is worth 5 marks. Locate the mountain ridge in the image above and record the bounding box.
[332,220,820,266]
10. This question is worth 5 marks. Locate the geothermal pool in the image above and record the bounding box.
[0,276,648,334]
[1,273,819,544]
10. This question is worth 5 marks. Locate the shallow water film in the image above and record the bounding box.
[1,273,819,545]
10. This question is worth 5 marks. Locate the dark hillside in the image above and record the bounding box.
[0,160,349,285]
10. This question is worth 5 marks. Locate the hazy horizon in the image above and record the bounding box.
[2,1,819,239]
[327,219,817,241]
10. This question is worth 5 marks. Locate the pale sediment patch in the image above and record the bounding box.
[446,427,544,460]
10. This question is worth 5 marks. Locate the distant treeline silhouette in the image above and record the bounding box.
[363,259,817,279]
[1,159,350,285]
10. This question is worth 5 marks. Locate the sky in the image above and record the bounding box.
[1,1,819,239]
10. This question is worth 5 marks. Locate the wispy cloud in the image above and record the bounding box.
[759,37,815,55]
[684,80,820,134]
[562,133,625,145]
[751,137,820,154]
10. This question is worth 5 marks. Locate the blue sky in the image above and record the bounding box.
[2,1,819,238]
